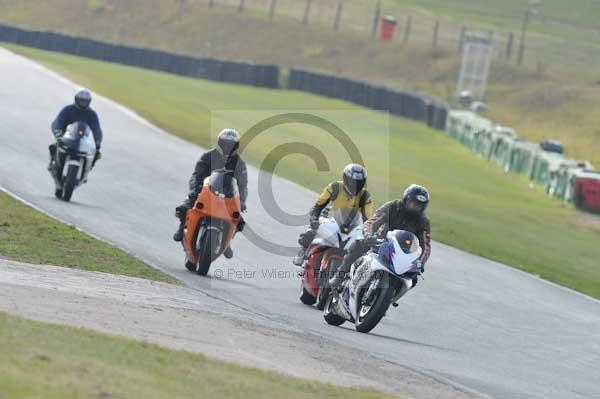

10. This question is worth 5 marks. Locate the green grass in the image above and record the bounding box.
[0,0,598,167]
[7,45,600,299]
[0,312,396,399]
[0,190,176,283]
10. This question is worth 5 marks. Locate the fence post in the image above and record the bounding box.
[269,0,277,20]
[403,15,412,44]
[517,9,530,65]
[333,0,344,31]
[506,32,514,60]
[371,0,381,38]
[433,20,439,48]
[458,25,466,53]
[302,0,312,24]
[238,0,245,13]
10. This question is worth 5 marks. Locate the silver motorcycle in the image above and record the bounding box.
[49,121,97,202]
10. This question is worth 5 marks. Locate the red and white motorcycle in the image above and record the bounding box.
[299,208,363,310]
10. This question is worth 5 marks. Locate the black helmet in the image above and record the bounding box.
[217,128,240,160]
[74,88,92,110]
[342,164,367,196]
[402,184,430,214]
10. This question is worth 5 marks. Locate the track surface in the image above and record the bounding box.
[1,47,599,399]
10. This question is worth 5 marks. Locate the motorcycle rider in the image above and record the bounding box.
[49,88,103,174]
[293,163,373,267]
[172,128,248,259]
[330,184,431,288]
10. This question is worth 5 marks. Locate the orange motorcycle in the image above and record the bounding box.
[182,168,243,276]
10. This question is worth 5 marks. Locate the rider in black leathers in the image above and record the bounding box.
[173,129,248,258]
[330,184,432,287]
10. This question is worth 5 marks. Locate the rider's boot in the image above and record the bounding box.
[173,222,184,242]
[329,270,348,290]
[329,258,351,289]
[223,245,233,259]
[292,247,307,266]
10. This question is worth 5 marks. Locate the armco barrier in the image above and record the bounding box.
[445,109,599,214]
[0,24,279,88]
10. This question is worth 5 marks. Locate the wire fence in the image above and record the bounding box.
[184,0,600,78]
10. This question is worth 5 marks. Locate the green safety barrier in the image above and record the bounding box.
[445,109,596,207]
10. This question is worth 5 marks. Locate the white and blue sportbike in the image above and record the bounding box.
[323,229,423,333]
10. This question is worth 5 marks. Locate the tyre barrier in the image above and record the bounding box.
[0,24,280,88]
[0,23,447,129]
[445,109,598,212]
[287,68,450,131]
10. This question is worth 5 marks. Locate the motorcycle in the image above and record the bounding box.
[182,168,242,276]
[299,208,363,310]
[323,229,422,333]
[50,122,97,202]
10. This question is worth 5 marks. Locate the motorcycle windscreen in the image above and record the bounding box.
[61,121,92,151]
[207,171,238,198]
[331,208,361,232]
[390,230,420,254]
[387,230,422,275]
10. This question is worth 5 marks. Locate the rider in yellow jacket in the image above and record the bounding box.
[293,164,373,265]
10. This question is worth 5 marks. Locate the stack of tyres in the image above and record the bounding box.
[433,103,449,131]
[426,100,436,127]
[388,91,405,117]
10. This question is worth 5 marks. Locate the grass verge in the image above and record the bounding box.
[6,45,599,299]
[0,190,176,284]
[0,312,395,399]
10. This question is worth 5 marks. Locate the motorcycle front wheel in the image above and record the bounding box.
[62,164,79,202]
[197,228,219,276]
[323,293,345,326]
[355,276,395,333]
[299,286,317,305]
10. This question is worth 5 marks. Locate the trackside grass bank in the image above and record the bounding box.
[0,190,176,283]
[6,45,600,300]
[0,312,397,399]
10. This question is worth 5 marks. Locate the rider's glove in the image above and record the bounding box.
[241,202,247,212]
[415,259,424,273]
[92,150,102,166]
[175,205,188,219]
[310,220,320,231]
[362,235,379,247]
[52,129,63,139]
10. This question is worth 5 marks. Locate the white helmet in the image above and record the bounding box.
[216,128,241,159]
[74,88,92,110]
